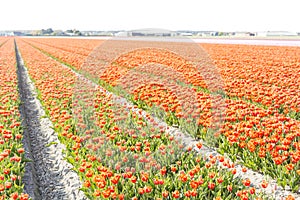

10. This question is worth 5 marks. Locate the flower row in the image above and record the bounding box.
[0,38,29,199]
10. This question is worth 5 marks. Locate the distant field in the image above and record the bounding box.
[194,38,300,46]
[22,35,300,46]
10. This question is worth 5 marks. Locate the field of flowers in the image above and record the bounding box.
[0,39,28,199]
[0,36,299,199]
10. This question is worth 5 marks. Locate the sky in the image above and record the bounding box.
[0,0,299,32]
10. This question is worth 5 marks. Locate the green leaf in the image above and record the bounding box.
[22,158,33,162]
[66,156,76,165]
[45,141,58,147]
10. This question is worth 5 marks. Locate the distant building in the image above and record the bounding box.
[52,30,66,36]
[13,31,25,36]
[82,31,114,36]
[256,31,298,37]
[233,32,256,37]
[116,29,176,37]
[0,31,14,36]
[196,31,218,37]
[115,31,132,37]
[180,32,193,36]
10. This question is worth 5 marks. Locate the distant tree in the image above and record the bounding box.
[65,29,81,36]
[41,28,54,35]
[74,30,82,36]
[46,28,53,34]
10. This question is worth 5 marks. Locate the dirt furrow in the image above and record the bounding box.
[15,41,87,200]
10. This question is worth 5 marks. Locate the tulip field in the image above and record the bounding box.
[0,36,299,199]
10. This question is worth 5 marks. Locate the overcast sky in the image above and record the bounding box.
[0,0,299,32]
